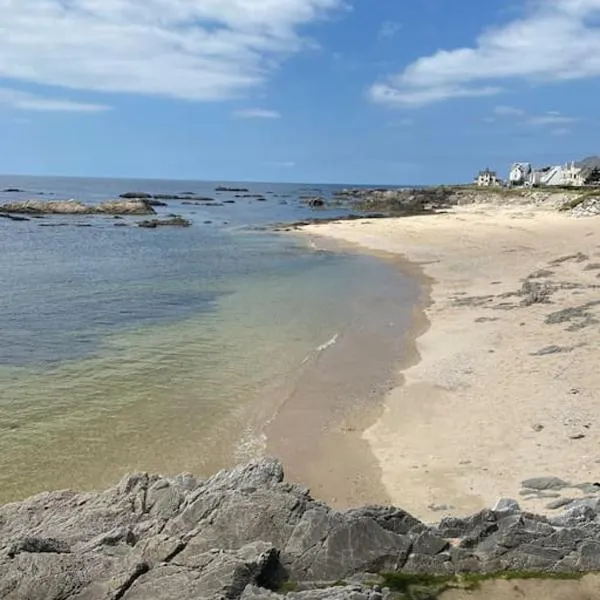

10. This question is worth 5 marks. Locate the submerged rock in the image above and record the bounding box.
[119,192,153,199]
[3,458,600,599]
[0,213,30,221]
[216,186,250,192]
[137,215,191,228]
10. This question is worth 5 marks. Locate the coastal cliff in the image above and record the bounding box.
[3,459,600,600]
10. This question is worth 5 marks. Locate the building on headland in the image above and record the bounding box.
[509,163,532,186]
[508,157,600,188]
[474,168,501,187]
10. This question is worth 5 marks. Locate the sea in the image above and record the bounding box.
[0,175,420,503]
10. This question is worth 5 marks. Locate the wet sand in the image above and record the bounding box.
[299,204,600,520]
[266,239,421,509]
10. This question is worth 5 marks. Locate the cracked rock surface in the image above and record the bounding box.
[3,459,600,599]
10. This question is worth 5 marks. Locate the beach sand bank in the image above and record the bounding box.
[300,204,600,521]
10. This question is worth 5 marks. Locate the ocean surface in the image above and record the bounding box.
[0,175,419,502]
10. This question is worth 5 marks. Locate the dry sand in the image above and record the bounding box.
[301,204,600,522]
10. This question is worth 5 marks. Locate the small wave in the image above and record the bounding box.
[317,333,339,353]
[300,333,340,365]
[234,427,267,462]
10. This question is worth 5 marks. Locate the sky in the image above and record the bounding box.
[1,0,600,184]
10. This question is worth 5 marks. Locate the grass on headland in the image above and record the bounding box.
[559,189,600,211]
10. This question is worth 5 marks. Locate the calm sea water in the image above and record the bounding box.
[0,175,419,501]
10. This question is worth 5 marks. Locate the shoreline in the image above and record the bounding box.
[299,204,600,521]
[264,236,424,509]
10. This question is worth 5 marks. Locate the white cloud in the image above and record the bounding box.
[488,106,579,127]
[494,105,525,116]
[370,83,500,106]
[0,0,344,102]
[551,127,572,135]
[233,108,281,119]
[268,160,296,167]
[378,20,402,39]
[0,88,110,112]
[370,0,600,106]
[387,117,414,127]
[528,112,578,125]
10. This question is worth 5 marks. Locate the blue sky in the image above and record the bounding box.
[1,0,600,184]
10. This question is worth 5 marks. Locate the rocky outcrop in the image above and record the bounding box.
[571,196,600,218]
[333,188,453,216]
[0,200,155,215]
[330,186,600,218]
[3,459,600,600]
[216,186,250,193]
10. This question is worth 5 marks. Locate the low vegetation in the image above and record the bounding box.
[379,571,587,599]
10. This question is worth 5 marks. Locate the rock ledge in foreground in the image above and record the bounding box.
[2,458,600,600]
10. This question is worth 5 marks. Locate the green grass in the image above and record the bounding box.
[276,581,299,594]
[379,571,588,599]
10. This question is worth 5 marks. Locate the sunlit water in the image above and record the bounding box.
[0,176,419,501]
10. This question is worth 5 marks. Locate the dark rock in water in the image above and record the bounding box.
[145,199,168,207]
[0,213,30,221]
[3,458,600,599]
[119,192,153,199]
[223,200,236,204]
[137,216,191,228]
[182,198,217,205]
[304,197,326,208]
[216,186,250,192]
[1,188,26,193]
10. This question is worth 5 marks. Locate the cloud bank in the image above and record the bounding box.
[0,0,343,102]
[370,0,600,106]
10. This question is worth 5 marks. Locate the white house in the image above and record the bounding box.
[509,163,532,186]
[475,168,501,187]
[527,162,585,187]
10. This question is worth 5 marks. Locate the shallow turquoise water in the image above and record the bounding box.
[0,176,418,501]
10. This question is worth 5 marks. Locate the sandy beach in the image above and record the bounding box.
[300,203,600,521]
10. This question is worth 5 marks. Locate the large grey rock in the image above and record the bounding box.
[3,458,600,600]
[0,199,155,215]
